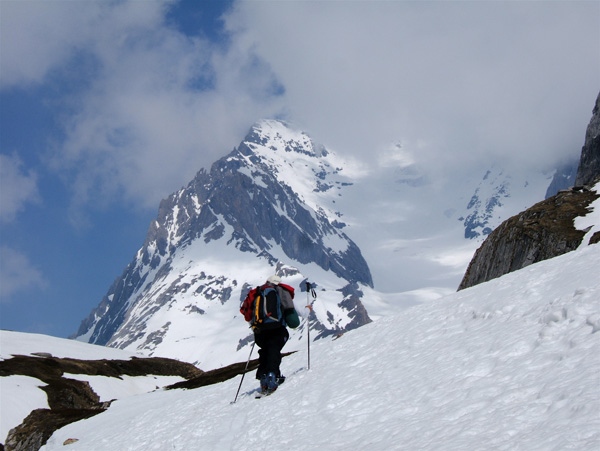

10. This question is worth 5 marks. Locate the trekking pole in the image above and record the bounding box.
[232,341,255,404]
[305,281,311,370]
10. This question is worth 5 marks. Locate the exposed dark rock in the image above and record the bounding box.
[459,92,600,291]
[41,378,102,410]
[458,182,599,290]
[575,92,600,186]
[338,284,372,332]
[0,355,63,381]
[295,284,372,340]
[165,351,295,391]
[1,355,202,450]
[4,409,104,451]
[0,355,203,381]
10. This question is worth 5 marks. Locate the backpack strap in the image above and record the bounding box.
[255,288,262,322]
[278,283,295,299]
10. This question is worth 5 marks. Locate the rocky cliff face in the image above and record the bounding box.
[458,182,599,290]
[575,92,600,186]
[459,93,600,290]
[545,160,578,199]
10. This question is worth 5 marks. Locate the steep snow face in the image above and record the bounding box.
[36,244,600,451]
[73,120,373,370]
[223,120,372,283]
[460,166,553,239]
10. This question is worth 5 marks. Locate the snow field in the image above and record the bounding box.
[1,375,49,441]
[61,374,186,403]
[39,244,599,450]
[0,331,146,361]
[102,223,366,370]
[0,331,154,442]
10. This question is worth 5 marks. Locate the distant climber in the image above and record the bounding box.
[240,275,300,394]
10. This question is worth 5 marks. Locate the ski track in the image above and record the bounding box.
[11,245,599,450]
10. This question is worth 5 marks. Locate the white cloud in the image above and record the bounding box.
[6,0,285,213]
[0,0,169,89]
[1,0,598,217]
[225,1,600,177]
[0,246,47,301]
[54,26,284,210]
[0,154,40,222]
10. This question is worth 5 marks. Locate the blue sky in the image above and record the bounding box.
[1,0,598,339]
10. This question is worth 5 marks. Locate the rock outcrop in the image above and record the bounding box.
[1,355,201,451]
[459,92,600,290]
[458,183,599,290]
[1,350,297,450]
[575,92,600,186]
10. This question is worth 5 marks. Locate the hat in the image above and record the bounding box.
[266,275,281,285]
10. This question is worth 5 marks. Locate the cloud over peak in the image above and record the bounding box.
[2,0,598,214]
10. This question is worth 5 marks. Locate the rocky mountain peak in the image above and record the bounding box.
[73,120,373,369]
[242,119,327,158]
[575,92,600,186]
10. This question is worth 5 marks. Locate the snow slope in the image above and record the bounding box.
[0,332,184,443]
[0,331,146,361]
[74,120,558,366]
[29,243,600,450]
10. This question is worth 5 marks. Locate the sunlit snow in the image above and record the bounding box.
[2,243,597,450]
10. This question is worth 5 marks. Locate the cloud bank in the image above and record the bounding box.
[225,1,599,174]
[1,0,284,214]
[1,0,598,215]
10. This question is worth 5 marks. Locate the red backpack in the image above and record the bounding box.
[240,283,295,326]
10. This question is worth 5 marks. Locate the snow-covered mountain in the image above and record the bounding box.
[3,238,598,450]
[73,119,565,369]
[459,165,554,239]
[73,120,375,370]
